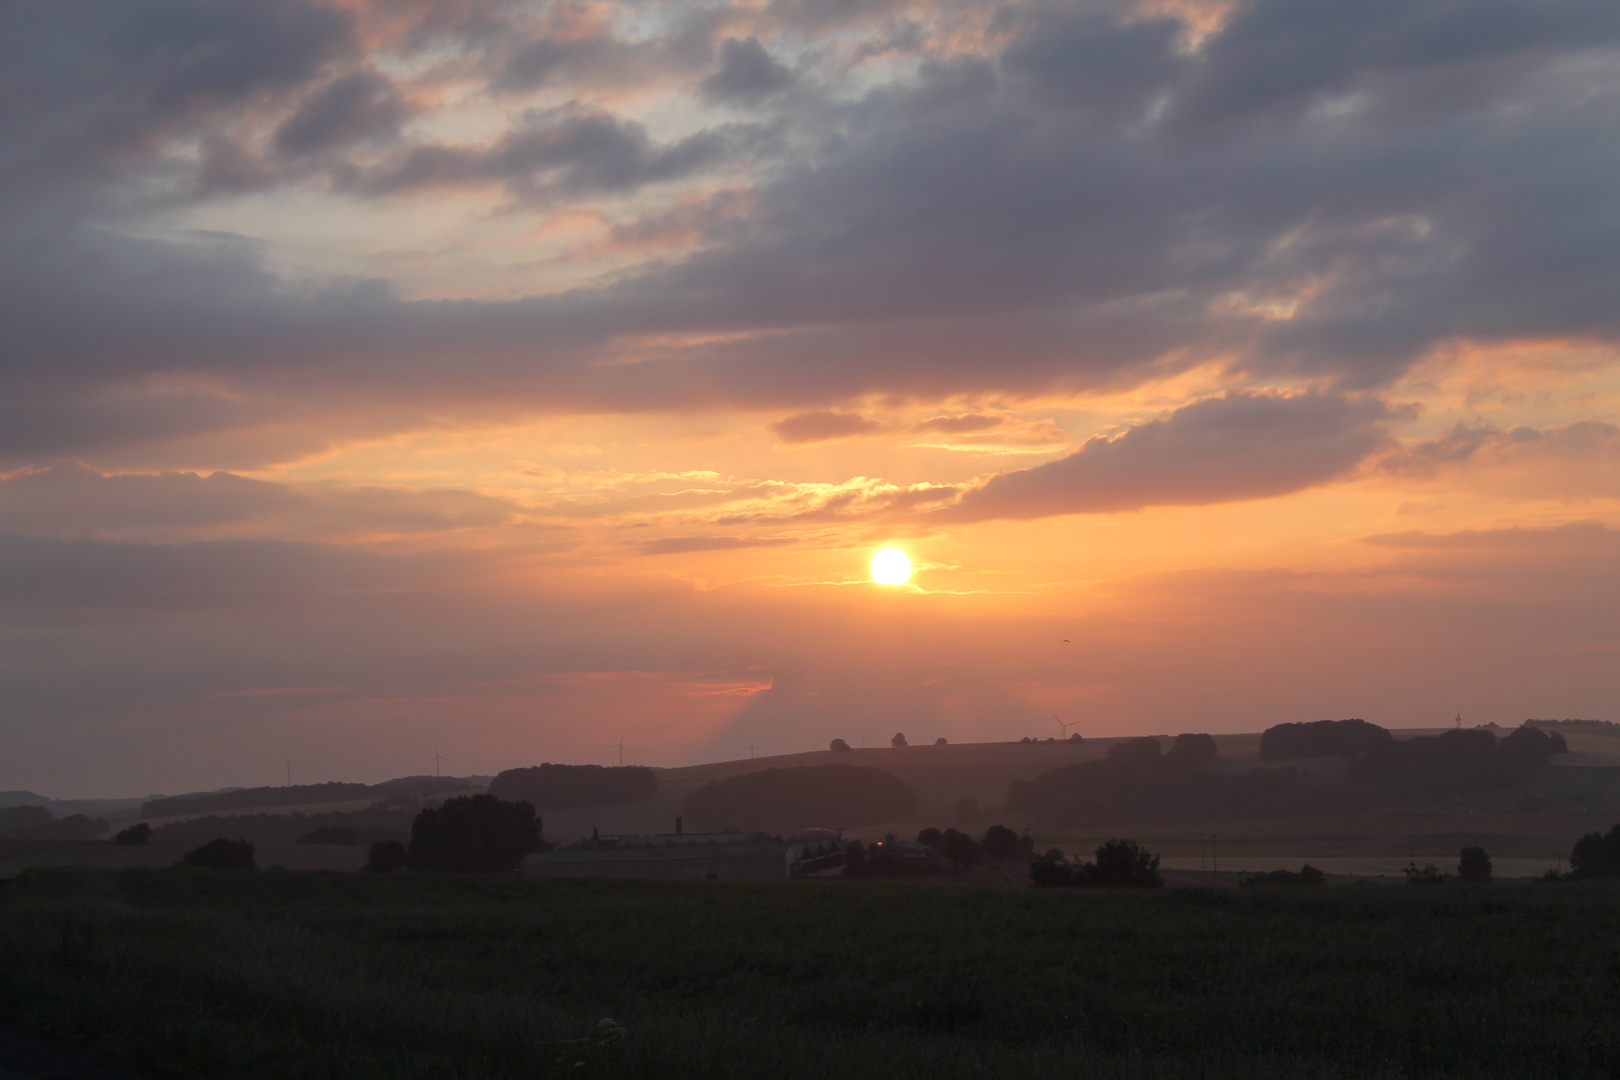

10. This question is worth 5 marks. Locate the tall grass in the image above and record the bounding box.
[3,869,1620,1078]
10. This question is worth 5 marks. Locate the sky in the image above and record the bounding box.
[3,0,1620,797]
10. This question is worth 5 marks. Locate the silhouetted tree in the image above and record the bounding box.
[1107,737,1163,765]
[1570,824,1620,879]
[934,737,947,747]
[1260,718,1393,760]
[114,822,152,846]
[953,796,980,826]
[1458,846,1492,883]
[941,828,984,868]
[982,824,1020,860]
[1017,833,1036,858]
[1068,732,1083,743]
[181,838,256,869]
[1084,839,1162,887]
[408,794,543,873]
[917,827,943,849]
[1403,861,1448,885]
[366,839,408,873]
[1243,864,1327,887]
[830,738,852,752]
[1166,733,1218,766]
[1029,852,1072,887]
[891,732,908,748]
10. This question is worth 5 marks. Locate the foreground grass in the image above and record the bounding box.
[3,870,1619,1079]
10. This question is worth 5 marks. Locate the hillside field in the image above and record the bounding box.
[4,868,1620,1079]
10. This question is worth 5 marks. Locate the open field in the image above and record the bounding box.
[4,868,1620,1079]
[0,842,369,879]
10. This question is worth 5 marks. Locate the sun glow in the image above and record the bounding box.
[870,547,912,585]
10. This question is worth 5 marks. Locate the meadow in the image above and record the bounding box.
[3,868,1620,1079]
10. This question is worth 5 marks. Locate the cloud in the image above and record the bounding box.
[272,70,410,155]
[1380,419,1620,475]
[913,414,1004,435]
[701,37,794,104]
[949,391,1393,521]
[770,410,884,445]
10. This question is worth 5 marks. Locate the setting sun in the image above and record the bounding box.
[870,548,912,585]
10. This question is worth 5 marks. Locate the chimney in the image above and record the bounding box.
[676,816,683,835]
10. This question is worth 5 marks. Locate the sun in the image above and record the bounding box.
[870,547,912,585]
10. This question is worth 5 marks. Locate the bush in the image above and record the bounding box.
[298,825,359,845]
[1403,862,1449,885]
[1166,733,1218,765]
[681,765,918,834]
[891,733,908,748]
[1107,738,1162,764]
[953,796,980,826]
[1570,824,1620,879]
[1260,719,1393,760]
[982,824,1020,861]
[114,822,152,846]
[488,764,656,811]
[1031,839,1162,888]
[408,795,544,873]
[181,838,256,869]
[366,840,408,873]
[940,828,984,868]
[830,738,852,752]
[1458,846,1492,883]
[1243,865,1327,887]
[934,737,947,747]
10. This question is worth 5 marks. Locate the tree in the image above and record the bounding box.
[1107,737,1162,765]
[1259,719,1393,760]
[1017,833,1036,858]
[934,737,947,747]
[114,822,152,846]
[917,827,943,849]
[1166,733,1218,765]
[181,838,256,869]
[1458,846,1492,883]
[1403,861,1448,885]
[891,732,908,748]
[982,824,1020,861]
[1570,824,1620,879]
[1083,839,1162,887]
[953,796,980,826]
[830,738,852,752]
[366,840,408,873]
[408,794,543,873]
[940,828,984,868]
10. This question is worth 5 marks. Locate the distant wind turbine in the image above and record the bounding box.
[283,758,296,786]
[747,741,757,760]
[611,736,626,766]
[1055,715,1079,739]
[431,750,444,777]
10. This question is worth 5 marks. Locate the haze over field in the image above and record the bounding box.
[3,0,1620,797]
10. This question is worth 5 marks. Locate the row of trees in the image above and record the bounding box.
[682,765,918,834]
[1030,840,1163,888]
[487,764,656,810]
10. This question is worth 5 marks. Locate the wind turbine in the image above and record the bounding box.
[611,736,626,766]
[430,750,444,777]
[747,741,757,760]
[1055,715,1079,739]
[283,758,297,786]
[854,731,866,748]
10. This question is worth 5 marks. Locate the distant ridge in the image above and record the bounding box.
[141,776,476,820]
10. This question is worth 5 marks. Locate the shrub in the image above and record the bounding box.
[366,840,408,873]
[1260,719,1393,760]
[934,737,947,747]
[891,732,908,748]
[181,838,256,869]
[1403,862,1449,885]
[1243,865,1327,887]
[114,822,152,846]
[408,795,544,873]
[1166,733,1218,765]
[1570,824,1620,879]
[830,738,852,752]
[1458,847,1492,883]
[982,824,1020,861]
[1030,839,1162,888]
[488,764,656,811]
[940,828,984,868]
[1107,738,1162,765]
[681,765,918,834]
[953,796,980,826]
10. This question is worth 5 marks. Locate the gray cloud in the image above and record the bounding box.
[950,391,1393,520]
[701,38,794,105]
[273,70,409,155]
[770,410,884,444]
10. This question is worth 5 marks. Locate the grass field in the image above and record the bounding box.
[4,868,1620,1079]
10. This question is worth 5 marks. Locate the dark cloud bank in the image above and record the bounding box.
[2,0,1620,504]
